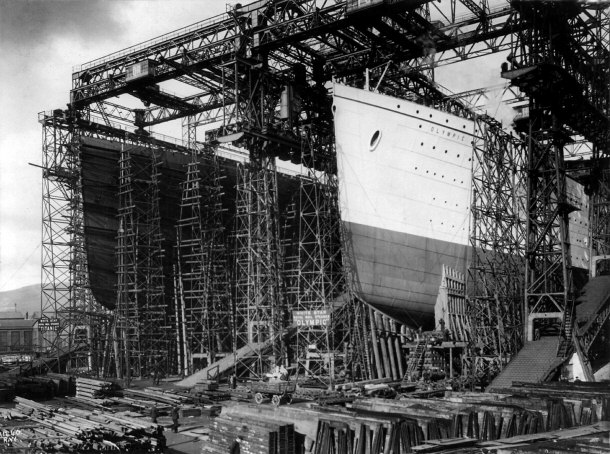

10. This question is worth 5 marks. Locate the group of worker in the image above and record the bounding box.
[150,404,180,433]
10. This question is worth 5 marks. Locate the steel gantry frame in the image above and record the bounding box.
[40,0,609,381]
[466,115,527,385]
[176,146,232,374]
[115,144,169,381]
[40,111,109,373]
[502,0,609,379]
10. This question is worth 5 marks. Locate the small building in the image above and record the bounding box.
[0,311,40,363]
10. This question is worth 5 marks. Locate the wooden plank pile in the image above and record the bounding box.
[193,388,232,403]
[75,377,121,399]
[14,397,165,453]
[229,386,253,402]
[123,387,190,404]
[313,417,424,454]
[202,414,296,454]
[193,379,219,392]
[45,373,76,395]
[493,381,610,426]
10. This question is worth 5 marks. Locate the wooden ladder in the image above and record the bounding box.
[405,339,426,380]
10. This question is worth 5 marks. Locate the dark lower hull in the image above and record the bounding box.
[345,221,471,328]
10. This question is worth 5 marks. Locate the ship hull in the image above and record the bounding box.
[333,83,477,327]
[345,220,470,326]
[333,83,590,328]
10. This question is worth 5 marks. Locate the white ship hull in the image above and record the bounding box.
[333,83,590,327]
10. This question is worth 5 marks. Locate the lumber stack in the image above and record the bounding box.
[202,414,295,454]
[124,387,189,404]
[229,387,253,402]
[45,373,76,395]
[14,397,165,453]
[493,381,610,425]
[193,379,218,392]
[76,377,120,399]
[350,397,556,441]
[314,417,424,454]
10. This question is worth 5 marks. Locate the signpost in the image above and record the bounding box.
[38,317,60,332]
[292,310,331,327]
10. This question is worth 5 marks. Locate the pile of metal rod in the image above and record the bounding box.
[14,397,165,453]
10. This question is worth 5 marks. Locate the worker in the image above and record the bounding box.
[229,437,242,453]
[229,374,237,390]
[171,406,179,433]
[150,404,158,424]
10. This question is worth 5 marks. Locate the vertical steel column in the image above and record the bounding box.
[40,111,101,373]
[467,116,527,384]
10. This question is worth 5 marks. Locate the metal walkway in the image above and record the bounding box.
[487,337,566,392]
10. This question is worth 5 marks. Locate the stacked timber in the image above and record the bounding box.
[16,374,74,399]
[193,379,218,392]
[45,373,76,395]
[314,417,426,454]
[123,386,189,405]
[202,414,295,454]
[14,397,165,453]
[76,377,120,399]
[0,379,15,402]
[229,386,253,402]
[487,381,610,427]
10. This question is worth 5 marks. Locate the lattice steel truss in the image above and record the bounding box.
[293,173,345,381]
[176,147,232,374]
[466,115,527,384]
[39,0,609,382]
[525,114,576,353]
[233,159,286,377]
[503,2,609,377]
[115,145,169,381]
[40,111,106,373]
[591,167,610,256]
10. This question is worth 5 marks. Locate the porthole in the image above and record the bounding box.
[369,130,382,151]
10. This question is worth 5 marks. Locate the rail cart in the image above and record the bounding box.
[249,381,297,406]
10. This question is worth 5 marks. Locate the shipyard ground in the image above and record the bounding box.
[0,374,608,454]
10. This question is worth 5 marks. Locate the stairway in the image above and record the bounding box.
[177,341,267,387]
[487,336,566,392]
[177,325,297,387]
[557,306,573,358]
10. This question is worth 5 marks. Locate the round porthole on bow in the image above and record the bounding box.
[369,130,381,151]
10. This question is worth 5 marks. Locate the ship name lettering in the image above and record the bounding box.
[429,126,466,142]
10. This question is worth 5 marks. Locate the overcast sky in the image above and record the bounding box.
[0,0,226,291]
[0,0,510,293]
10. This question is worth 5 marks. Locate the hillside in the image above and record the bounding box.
[0,284,41,316]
